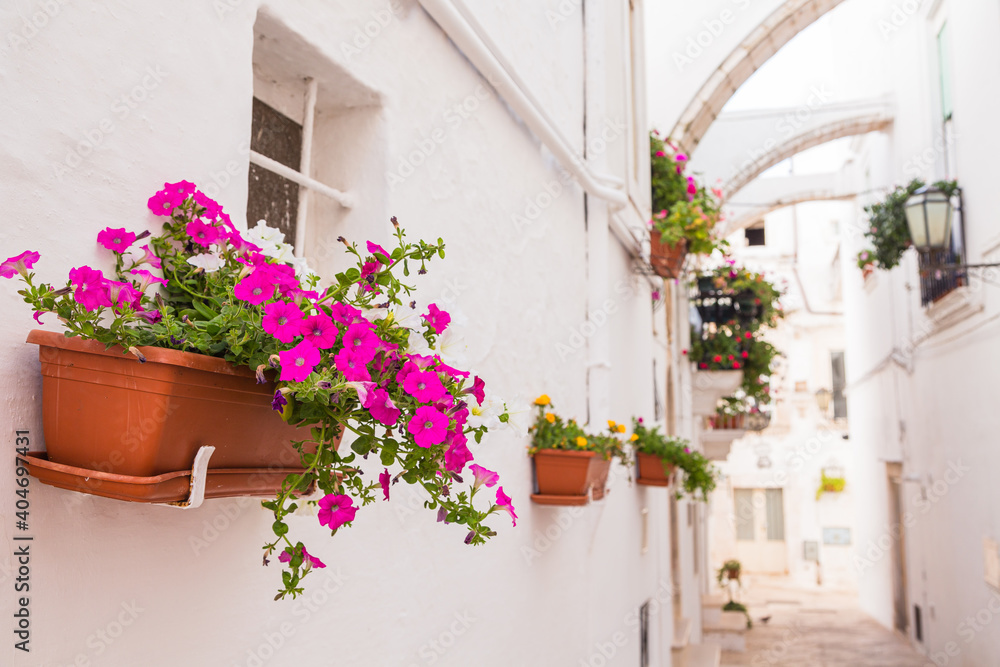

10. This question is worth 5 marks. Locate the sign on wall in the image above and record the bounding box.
[822,527,851,545]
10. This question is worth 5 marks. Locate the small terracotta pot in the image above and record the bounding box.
[649,232,687,279]
[587,456,612,500]
[533,449,596,497]
[726,569,740,580]
[636,452,675,487]
[27,330,321,478]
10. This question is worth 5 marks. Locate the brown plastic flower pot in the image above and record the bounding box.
[636,452,675,487]
[531,449,595,504]
[649,232,687,279]
[587,456,611,501]
[27,330,319,478]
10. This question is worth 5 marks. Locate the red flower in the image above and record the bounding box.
[744,331,752,339]
[733,362,741,369]
[699,362,708,369]
[712,355,722,363]
[741,351,749,359]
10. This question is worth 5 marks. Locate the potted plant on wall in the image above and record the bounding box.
[5,181,518,600]
[631,418,682,487]
[528,397,628,504]
[858,178,959,273]
[648,131,727,278]
[717,560,752,628]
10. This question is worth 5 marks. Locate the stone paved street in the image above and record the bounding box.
[720,578,928,667]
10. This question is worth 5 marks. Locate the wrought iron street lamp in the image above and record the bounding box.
[904,185,999,271]
[904,185,954,252]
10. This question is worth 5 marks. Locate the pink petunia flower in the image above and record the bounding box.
[463,376,486,405]
[687,181,698,195]
[133,244,162,269]
[444,430,473,474]
[107,281,143,311]
[68,266,111,311]
[186,219,221,247]
[193,191,222,219]
[363,387,401,426]
[367,240,391,263]
[233,270,277,305]
[147,188,182,216]
[379,469,391,501]
[278,340,320,383]
[676,154,688,162]
[495,486,517,527]
[342,322,381,363]
[422,303,451,334]
[654,150,665,157]
[300,313,338,349]
[97,227,137,253]
[0,251,40,279]
[330,302,364,326]
[334,348,372,383]
[402,369,447,403]
[317,494,357,531]
[263,301,305,344]
[226,230,262,256]
[278,544,326,569]
[407,405,450,448]
[469,464,500,491]
[129,269,168,292]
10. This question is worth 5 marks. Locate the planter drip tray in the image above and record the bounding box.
[22,452,308,504]
[530,493,589,506]
[636,478,672,487]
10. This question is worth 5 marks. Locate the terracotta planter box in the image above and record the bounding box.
[649,232,686,279]
[531,449,596,505]
[636,452,675,487]
[587,456,611,501]
[27,330,310,479]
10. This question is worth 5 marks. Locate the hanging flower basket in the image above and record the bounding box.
[531,449,596,505]
[636,452,675,487]
[649,232,687,279]
[26,329,323,500]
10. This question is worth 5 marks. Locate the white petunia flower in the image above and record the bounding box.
[467,389,505,430]
[187,252,225,273]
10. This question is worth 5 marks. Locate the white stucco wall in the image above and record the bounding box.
[0,1,682,665]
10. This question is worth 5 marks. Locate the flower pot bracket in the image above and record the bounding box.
[155,445,215,509]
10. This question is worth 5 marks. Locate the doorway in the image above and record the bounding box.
[733,488,788,573]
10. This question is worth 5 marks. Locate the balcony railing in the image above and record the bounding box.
[918,248,967,305]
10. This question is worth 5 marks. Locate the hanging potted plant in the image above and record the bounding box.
[648,131,726,278]
[528,397,628,504]
[588,421,632,500]
[5,181,519,600]
[631,417,682,487]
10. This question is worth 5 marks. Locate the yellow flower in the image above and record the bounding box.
[607,420,617,429]
[617,424,626,433]
[630,433,639,442]
[545,413,555,424]
[534,394,550,406]
[575,436,588,448]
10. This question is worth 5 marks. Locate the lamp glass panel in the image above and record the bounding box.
[925,195,953,248]
[905,199,929,247]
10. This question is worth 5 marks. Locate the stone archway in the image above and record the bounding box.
[671,0,848,154]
